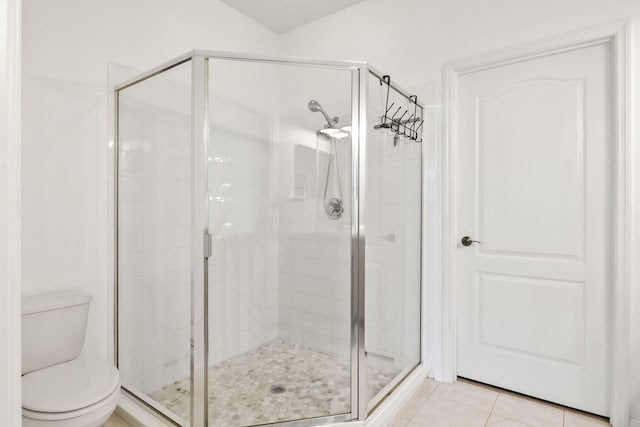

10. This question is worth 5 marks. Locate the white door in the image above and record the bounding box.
[455,42,611,416]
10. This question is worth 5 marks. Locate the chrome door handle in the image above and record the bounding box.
[461,236,481,247]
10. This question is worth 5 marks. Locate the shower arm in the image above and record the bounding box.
[320,110,339,128]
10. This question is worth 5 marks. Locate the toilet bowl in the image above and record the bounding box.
[21,290,121,427]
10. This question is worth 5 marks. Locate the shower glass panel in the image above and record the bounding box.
[115,52,424,427]
[116,60,192,424]
[205,59,353,426]
[365,72,422,412]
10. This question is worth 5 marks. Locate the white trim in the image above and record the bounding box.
[442,23,631,425]
[364,365,430,427]
[441,56,456,383]
[608,24,631,427]
[0,0,21,425]
[629,419,640,427]
[116,392,175,427]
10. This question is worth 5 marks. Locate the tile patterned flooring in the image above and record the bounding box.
[108,376,610,427]
[389,378,610,427]
[148,339,398,426]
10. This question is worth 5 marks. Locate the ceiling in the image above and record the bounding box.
[221,0,366,34]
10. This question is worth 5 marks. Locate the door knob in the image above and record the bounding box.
[461,236,481,247]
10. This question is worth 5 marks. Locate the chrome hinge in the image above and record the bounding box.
[204,233,213,259]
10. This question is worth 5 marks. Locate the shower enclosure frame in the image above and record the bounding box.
[113,50,424,427]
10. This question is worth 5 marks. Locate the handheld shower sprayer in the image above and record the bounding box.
[308,99,345,220]
[308,100,339,128]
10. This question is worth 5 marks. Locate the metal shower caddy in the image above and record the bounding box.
[375,75,424,142]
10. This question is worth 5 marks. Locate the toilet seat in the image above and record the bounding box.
[23,359,120,413]
[22,385,119,422]
[22,359,120,423]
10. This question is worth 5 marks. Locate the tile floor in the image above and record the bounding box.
[389,378,610,427]
[148,339,397,426]
[106,377,610,427]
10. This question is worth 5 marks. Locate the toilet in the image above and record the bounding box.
[21,290,121,427]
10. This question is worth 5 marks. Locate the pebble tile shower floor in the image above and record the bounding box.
[149,339,398,426]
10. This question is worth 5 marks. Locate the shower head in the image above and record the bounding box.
[307,99,323,113]
[308,99,339,128]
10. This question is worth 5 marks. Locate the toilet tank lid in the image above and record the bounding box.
[22,290,92,315]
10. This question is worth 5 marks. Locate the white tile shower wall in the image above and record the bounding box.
[272,65,421,374]
[365,132,422,371]
[206,59,280,365]
[117,74,191,394]
[278,231,351,359]
[274,66,354,360]
[274,66,353,234]
[209,235,278,363]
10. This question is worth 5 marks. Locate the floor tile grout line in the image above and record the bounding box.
[482,412,490,427]
[428,392,494,413]
[492,392,564,427]
[461,377,583,415]
[406,379,605,427]
[483,390,500,427]
[491,410,538,427]
[416,391,495,427]
[431,382,499,415]
[407,392,430,426]
[428,383,561,427]
[405,381,438,427]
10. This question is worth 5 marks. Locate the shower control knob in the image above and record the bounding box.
[325,198,344,220]
[461,236,481,247]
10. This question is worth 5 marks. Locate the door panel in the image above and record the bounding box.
[456,43,611,415]
[477,79,585,259]
[477,273,584,365]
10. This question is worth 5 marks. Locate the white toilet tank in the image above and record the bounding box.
[21,290,92,375]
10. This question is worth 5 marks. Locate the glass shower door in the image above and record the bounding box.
[364,72,423,412]
[115,53,424,427]
[205,58,355,426]
[117,60,193,425]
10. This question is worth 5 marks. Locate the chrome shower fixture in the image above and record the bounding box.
[325,197,344,220]
[308,99,339,128]
[309,99,346,220]
[318,127,350,139]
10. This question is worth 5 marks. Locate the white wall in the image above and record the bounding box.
[21,0,280,363]
[19,0,640,422]
[0,0,21,425]
[279,0,640,422]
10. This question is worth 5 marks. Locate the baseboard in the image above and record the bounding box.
[365,364,430,427]
[116,391,174,427]
[629,418,640,427]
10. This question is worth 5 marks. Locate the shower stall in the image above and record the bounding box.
[114,51,423,427]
